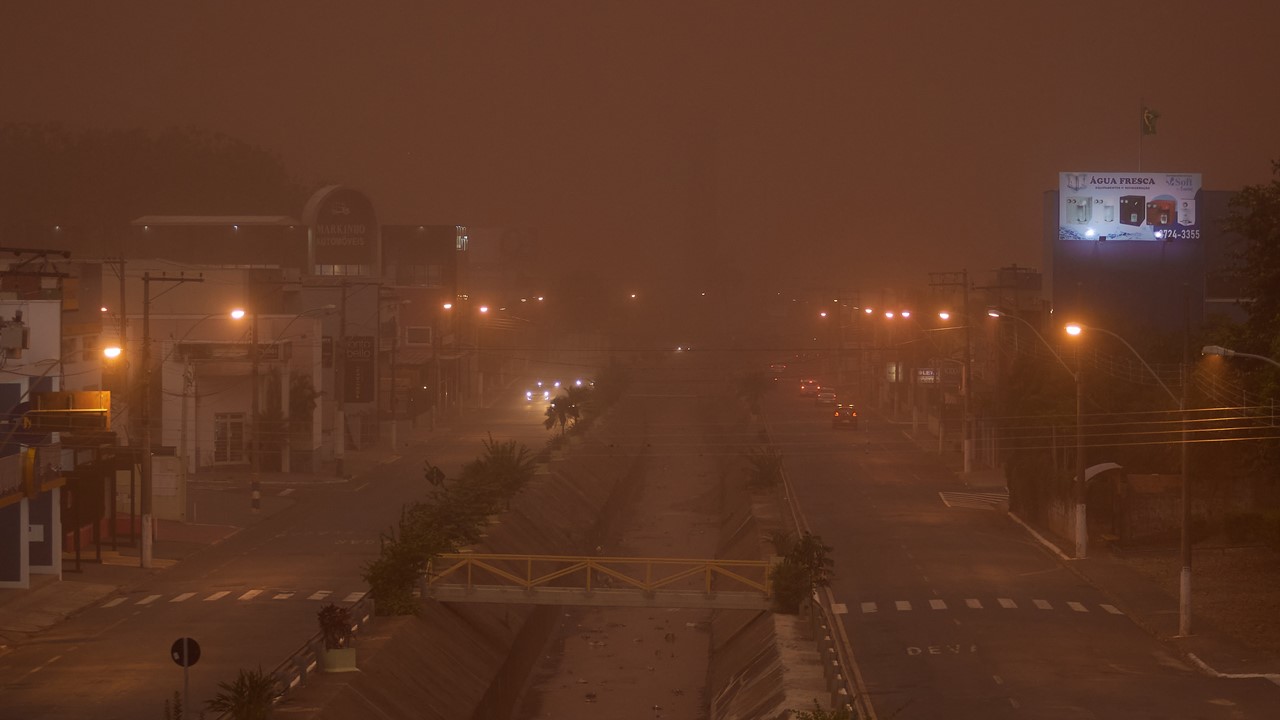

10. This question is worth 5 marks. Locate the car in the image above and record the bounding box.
[523,379,561,402]
[799,379,819,396]
[832,403,859,429]
[815,389,837,405]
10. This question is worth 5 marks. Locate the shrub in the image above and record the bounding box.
[770,532,834,614]
[317,603,352,650]
[745,446,784,488]
[204,667,277,720]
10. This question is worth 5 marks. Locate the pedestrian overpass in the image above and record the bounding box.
[424,553,773,611]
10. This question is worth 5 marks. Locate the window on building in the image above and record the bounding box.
[213,413,246,464]
[81,336,98,363]
[312,264,372,277]
[395,264,443,287]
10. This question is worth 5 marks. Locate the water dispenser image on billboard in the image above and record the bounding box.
[1058,172,1201,242]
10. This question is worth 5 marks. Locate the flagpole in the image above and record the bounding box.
[1139,96,1144,171]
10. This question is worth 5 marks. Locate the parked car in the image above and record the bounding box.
[832,403,859,429]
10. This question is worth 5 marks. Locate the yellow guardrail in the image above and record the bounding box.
[427,553,771,596]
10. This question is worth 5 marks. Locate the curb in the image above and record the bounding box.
[1007,509,1278,685]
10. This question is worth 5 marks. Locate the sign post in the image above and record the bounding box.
[170,637,201,717]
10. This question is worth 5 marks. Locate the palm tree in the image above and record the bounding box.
[205,666,277,720]
[478,434,537,499]
[543,399,575,435]
[560,384,595,423]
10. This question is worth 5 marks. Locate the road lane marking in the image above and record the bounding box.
[170,592,196,603]
[1033,599,1052,610]
[832,603,848,614]
[101,598,126,608]
[204,591,231,601]
[860,602,878,614]
[965,598,983,609]
[238,589,263,601]
[929,599,947,610]
[1101,604,1124,615]
[1067,601,1087,612]
[992,674,1004,685]
[308,591,332,601]
[895,600,911,611]
[342,591,366,603]
[279,488,294,496]
[137,595,161,605]
[273,591,295,600]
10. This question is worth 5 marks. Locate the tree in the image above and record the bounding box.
[744,445,784,488]
[543,399,575,435]
[735,370,772,414]
[1225,160,1280,361]
[770,532,834,614]
[204,667,277,720]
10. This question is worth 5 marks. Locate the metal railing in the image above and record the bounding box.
[427,552,771,596]
[210,593,375,719]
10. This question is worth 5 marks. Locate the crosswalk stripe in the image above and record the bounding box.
[273,591,295,600]
[965,598,982,609]
[1067,601,1088,612]
[204,591,231,602]
[137,595,161,606]
[998,598,1017,609]
[1101,604,1124,615]
[342,591,366,603]
[238,589,263,601]
[894,600,911,611]
[101,598,126,608]
[170,592,196,603]
[308,591,332,601]
[832,603,848,614]
[1033,599,1052,610]
[860,602,877,614]
[929,599,947,610]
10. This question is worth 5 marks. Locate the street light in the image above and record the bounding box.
[989,310,1086,559]
[1069,322,1191,636]
[1202,345,1280,370]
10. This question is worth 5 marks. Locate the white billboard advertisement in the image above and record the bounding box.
[1059,172,1202,242]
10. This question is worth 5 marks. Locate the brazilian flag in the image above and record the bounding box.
[1142,107,1160,136]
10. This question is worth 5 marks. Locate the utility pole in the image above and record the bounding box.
[140,272,203,568]
[334,281,347,477]
[929,270,973,474]
[1179,286,1192,636]
[249,307,260,513]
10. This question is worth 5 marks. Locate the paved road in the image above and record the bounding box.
[0,395,550,720]
[766,388,1280,719]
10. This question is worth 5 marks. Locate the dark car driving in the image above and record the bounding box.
[832,403,859,429]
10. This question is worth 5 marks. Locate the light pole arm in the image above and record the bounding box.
[1092,327,1178,407]
[1210,348,1280,370]
[993,312,1077,381]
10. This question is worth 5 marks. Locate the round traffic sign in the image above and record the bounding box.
[170,637,201,667]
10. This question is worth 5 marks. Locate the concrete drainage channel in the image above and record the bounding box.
[259,397,855,719]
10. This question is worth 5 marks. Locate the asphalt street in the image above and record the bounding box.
[0,396,550,720]
[766,383,1280,719]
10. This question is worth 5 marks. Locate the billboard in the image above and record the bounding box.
[1059,172,1201,242]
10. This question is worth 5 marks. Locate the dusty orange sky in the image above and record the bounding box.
[4,1,1279,296]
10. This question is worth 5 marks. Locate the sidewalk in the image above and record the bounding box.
[895,411,1280,685]
[0,419,438,651]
